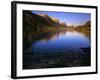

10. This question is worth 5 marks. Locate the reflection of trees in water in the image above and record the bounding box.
[40,30,67,41]
[37,29,90,42]
[75,29,90,40]
[38,29,78,42]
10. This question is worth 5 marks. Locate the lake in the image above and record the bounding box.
[32,30,90,54]
[23,30,91,69]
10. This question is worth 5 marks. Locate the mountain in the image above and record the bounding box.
[38,14,67,27]
[23,11,67,32]
[37,14,58,26]
[23,11,52,32]
[76,21,91,28]
[60,22,67,27]
[83,21,91,27]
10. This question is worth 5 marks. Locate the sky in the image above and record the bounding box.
[32,11,91,26]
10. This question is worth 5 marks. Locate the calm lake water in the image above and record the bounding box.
[23,30,91,69]
[32,31,90,54]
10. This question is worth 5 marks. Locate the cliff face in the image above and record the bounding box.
[37,14,67,27]
[23,11,52,32]
[23,11,67,32]
[37,14,58,26]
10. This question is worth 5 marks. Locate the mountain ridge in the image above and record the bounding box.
[23,11,67,32]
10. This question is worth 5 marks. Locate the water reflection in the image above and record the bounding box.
[23,30,91,69]
[32,31,90,54]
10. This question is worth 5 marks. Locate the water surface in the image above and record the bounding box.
[32,31,90,54]
[23,30,91,69]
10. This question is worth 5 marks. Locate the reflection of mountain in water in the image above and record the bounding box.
[32,31,90,58]
[23,30,91,69]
